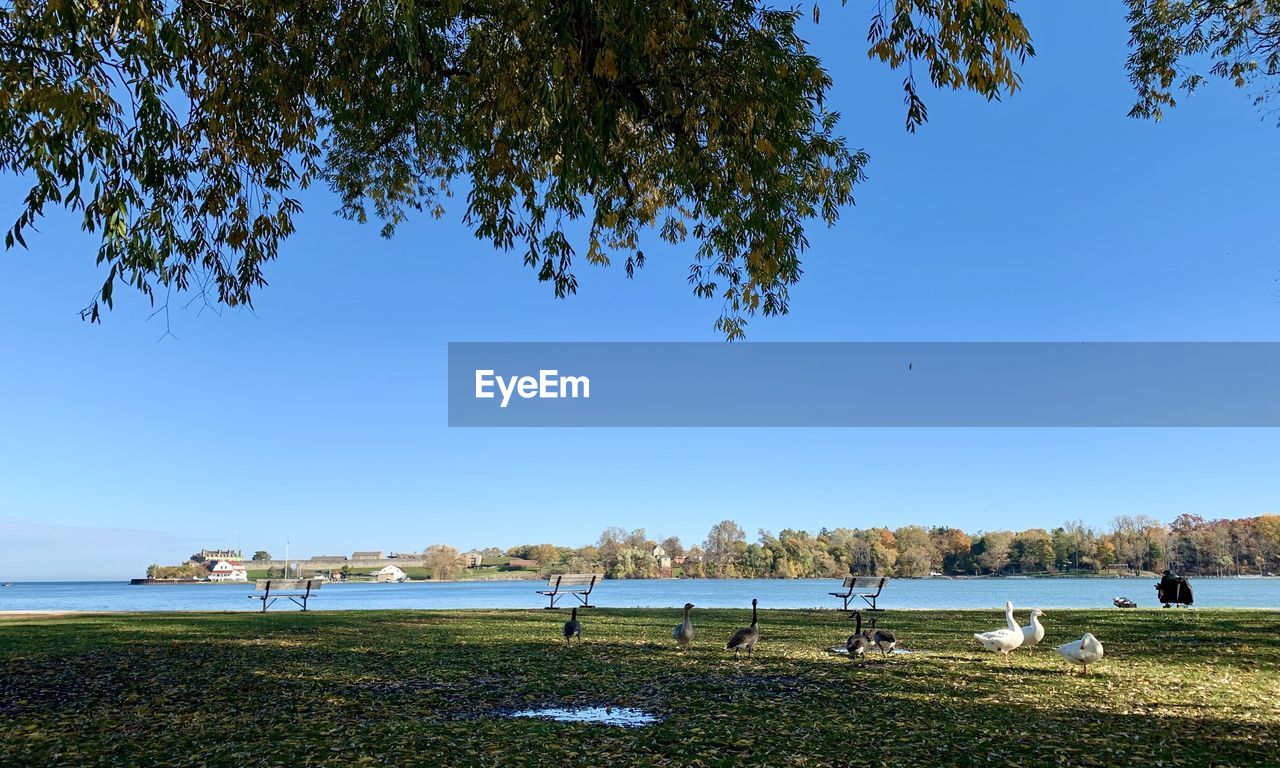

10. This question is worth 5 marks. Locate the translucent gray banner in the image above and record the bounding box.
[447,342,1280,427]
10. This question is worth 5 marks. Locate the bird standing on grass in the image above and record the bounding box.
[846,612,873,664]
[973,600,1024,664]
[1019,608,1046,652]
[726,598,760,658]
[1055,633,1104,675]
[673,602,695,651]
[870,625,897,657]
[562,606,582,644]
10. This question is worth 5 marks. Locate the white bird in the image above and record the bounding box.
[1055,632,1104,675]
[973,600,1024,663]
[1019,608,1046,651]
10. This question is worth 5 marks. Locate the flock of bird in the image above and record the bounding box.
[562,598,1105,675]
[973,600,1105,674]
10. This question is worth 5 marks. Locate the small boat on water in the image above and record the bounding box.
[1,582,14,587]
[1113,596,1136,608]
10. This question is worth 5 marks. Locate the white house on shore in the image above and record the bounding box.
[376,565,406,583]
[207,560,248,582]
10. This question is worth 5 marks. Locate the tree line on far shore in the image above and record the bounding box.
[450,514,1280,581]
[147,513,1279,581]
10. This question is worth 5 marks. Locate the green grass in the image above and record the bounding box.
[2,609,1278,766]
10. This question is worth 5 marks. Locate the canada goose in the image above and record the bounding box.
[672,603,694,651]
[1019,609,1046,651]
[973,600,1024,663]
[846,612,873,663]
[726,598,760,658]
[1055,632,1104,674]
[848,611,897,656]
[871,626,897,656]
[562,606,582,644]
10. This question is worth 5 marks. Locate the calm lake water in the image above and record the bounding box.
[2,577,1278,612]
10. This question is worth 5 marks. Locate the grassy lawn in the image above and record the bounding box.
[2,608,1278,766]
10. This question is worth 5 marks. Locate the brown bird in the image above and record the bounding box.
[562,606,582,644]
[725,598,760,658]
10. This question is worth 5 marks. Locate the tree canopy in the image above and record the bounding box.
[1,1,1271,335]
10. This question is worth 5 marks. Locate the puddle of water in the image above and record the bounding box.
[508,706,658,728]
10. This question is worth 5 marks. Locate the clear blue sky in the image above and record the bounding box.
[2,6,1277,579]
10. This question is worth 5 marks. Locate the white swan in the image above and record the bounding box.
[1055,632,1104,674]
[1019,608,1046,651]
[973,600,1024,663]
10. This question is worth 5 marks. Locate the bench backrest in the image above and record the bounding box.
[254,579,322,591]
[842,576,887,592]
[547,573,598,588]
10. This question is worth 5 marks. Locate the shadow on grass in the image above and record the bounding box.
[3,609,1279,766]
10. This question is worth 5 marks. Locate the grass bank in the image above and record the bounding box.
[2,609,1277,766]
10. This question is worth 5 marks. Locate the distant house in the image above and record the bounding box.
[199,548,242,561]
[376,565,406,583]
[652,545,667,559]
[207,560,248,582]
[462,551,484,568]
[352,551,384,561]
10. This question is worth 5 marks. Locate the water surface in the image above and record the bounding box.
[2,577,1276,612]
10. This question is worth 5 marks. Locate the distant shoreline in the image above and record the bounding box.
[5,573,1276,586]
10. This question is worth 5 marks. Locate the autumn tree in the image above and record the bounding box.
[1125,0,1280,123]
[7,2,1278,333]
[0,0,1034,336]
[1256,514,1280,571]
[703,520,748,576]
[1013,528,1056,574]
[421,544,462,580]
[529,543,561,572]
[893,525,938,577]
[974,531,1014,575]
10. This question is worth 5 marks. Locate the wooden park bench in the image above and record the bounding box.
[537,573,600,609]
[829,575,888,612]
[249,578,321,613]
